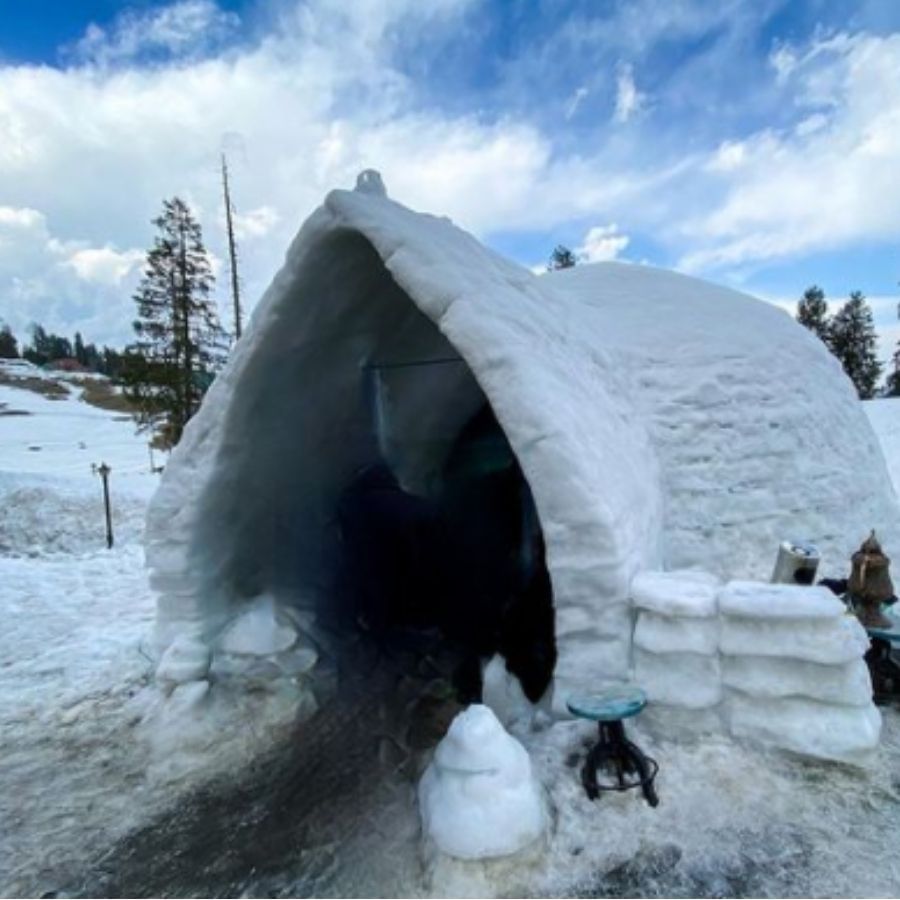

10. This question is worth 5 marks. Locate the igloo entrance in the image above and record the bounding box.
[335,381,556,703]
[171,228,554,704]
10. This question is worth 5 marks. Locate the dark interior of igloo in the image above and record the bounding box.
[194,230,556,704]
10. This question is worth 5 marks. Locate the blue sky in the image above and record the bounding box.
[0,0,898,361]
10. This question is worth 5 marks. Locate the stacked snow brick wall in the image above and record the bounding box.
[632,571,723,734]
[719,581,880,762]
[629,572,881,762]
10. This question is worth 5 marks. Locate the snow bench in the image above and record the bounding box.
[631,571,880,763]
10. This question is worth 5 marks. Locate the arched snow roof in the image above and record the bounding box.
[147,175,900,695]
[547,262,900,577]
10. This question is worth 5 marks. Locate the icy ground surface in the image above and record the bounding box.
[1,371,900,897]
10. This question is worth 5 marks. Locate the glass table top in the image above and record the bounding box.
[567,685,647,721]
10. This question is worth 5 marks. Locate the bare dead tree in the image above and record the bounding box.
[221,152,243,341]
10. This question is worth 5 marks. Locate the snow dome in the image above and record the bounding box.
[146,171,900,708]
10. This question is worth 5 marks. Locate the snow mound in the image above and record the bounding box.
[419,704,546,859]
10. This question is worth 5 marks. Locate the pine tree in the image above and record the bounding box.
[828,291,882,400]
[886,294,900,397]
[74,331,87,366]
[796,285,830,344]
[548,245,577,270]
[125,198,228,446]
[0,325,18,359]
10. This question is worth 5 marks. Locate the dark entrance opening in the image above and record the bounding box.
[333,394,556,706]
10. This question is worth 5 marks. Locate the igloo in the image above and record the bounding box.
[146,171,900,716]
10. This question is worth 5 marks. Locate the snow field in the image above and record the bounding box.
[2,359,900,896]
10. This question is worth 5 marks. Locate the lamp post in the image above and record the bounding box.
[96,462,113,549]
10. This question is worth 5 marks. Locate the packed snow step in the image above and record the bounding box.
[719,581,845,619]
[725,694,882,763]
[721,655,873,706]
[719,614,870,665]
[633,649,723,709]
[632,570,722,729]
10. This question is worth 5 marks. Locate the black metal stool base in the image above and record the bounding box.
[866,637,900,705]
[581,720,659,808]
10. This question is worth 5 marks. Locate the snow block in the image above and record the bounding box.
[155,635,211,693]
[418,705,546,860]
[634,611,719,656]
[725,693,882,762]
[481,654,544,732]
[634,648,722,709]
[218,594,297,657]
[631,571,718,618]
[719,581,845,620]
[722,655,873,707]
[719,615,870,666]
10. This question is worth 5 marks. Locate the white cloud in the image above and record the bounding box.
[232,205,281,240]
[71,0,240,65]
[2,1,898,348]
[577,224,630,262]
[0,206,145,345]
[680,31,900,271]
[66,247,145,285]
[613,62,646,124]
[565,86,589,120]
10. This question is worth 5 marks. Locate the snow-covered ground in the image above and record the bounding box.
[0,362,164,895]
[1,364,899,897]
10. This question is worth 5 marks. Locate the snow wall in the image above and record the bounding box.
[147,173,900,702]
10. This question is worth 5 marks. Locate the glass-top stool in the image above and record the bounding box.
[567,685,659,808]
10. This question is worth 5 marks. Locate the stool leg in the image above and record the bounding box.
[624,738,659,808]
[581,742,601,800]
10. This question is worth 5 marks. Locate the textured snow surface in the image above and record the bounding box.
[720,613,870,665]
[631,570,719,617]
[634,610,719,655]
[634,648,723,708]
[722,655,873,706]
[720,580,846,619]
[725,694,882,762]
[418,705,546,860]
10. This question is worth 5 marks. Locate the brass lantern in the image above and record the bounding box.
[848,531,895,629]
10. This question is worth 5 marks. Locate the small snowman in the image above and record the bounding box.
[418,704,546,860]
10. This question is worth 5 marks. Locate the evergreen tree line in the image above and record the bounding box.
[795,286,891,400]
[0,322,127,378]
